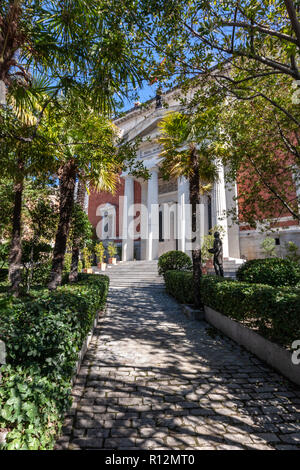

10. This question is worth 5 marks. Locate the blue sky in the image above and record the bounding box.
[120,75,166,112]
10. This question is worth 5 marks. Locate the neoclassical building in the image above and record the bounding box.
[87,88,300,263]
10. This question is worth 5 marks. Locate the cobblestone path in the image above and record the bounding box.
[56,287,300,450]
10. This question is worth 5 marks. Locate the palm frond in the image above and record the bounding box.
[7,75,53,125]
[158,111,219,184]
[91,167,119,195]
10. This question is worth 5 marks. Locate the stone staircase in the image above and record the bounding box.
[92,257,245,289]
[93,260,165,289]
[206,257,245,278]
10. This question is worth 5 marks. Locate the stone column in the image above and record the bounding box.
[212,161,229,258]
[140,182,148,260]
[146,169,159,260]
[225,178,241,259]
[199,195,206,248]
[122,176,134,261]
[177,176,191,254]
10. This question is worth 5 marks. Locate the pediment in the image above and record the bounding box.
[122,112,163,142]
[120,105,179,142]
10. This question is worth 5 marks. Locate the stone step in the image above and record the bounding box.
[95,261,163,289]
[107,278,162,281]
[108,276,161,279]
[109,283,163,286]
[92,258,242,288]
[109,280,163,284]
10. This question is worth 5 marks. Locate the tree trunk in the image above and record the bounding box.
[48,160,76,290]
[26,234,38,293]
[69,179,86,283]
[189,147,202,308]
[8,173,24,295]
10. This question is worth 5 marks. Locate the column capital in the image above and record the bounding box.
[178,175,189,186]
[122,173,134,180]
[148,166,159,174]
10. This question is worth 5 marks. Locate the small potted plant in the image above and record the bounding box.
[107,242,117,265]
[95,242,106,271]
[82,246,93,274]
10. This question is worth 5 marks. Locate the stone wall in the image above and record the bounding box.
[240,227,300,260]
[158,177,177,194]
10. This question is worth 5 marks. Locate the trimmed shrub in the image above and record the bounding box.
[0,274,109,450]
[163,270,300,348]
[164,270,194,304]
[236,258,300,287]
[201,275,300,348]
[158,250,192,277]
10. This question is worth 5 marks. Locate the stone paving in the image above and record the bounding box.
[56,286,300,450]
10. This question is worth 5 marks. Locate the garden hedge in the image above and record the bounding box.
[158,250,192,277]
[164,270,194,304]
[236,257,300,287]
[164,270,300,349]
[0,273,109,450]
[203,276,300,348]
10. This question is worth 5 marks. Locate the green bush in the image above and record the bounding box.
[236,258,300,287]
[163,270,300,348]
[158,250,192,277]
[0,365,71,450]
[285,241,300,263]
[0,274,109,449]
[21,241,52,290]
[164,270,194,304]
[201,275,300,348]
[0,242,9,268]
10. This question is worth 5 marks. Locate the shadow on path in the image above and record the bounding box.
[56,286,300,450]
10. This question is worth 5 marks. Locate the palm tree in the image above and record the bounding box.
[0,1,156,291]
[47,97,145,289]
[0,1,155,108]
[158,111,219,307]
[69,168,119,283]
[68,180,87,283]
[0,81,55,294]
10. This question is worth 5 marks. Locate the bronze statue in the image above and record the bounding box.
[208,232,224,277]
[155,87,163,109]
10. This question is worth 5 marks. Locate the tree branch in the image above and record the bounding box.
[183,22,299,79]
[284,0,300,48]
[214,74,300,127]
[222,21,298,45]
[248,156,300,221]
[274,115,300,164]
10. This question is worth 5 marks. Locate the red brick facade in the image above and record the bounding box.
[88,177,141,240]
